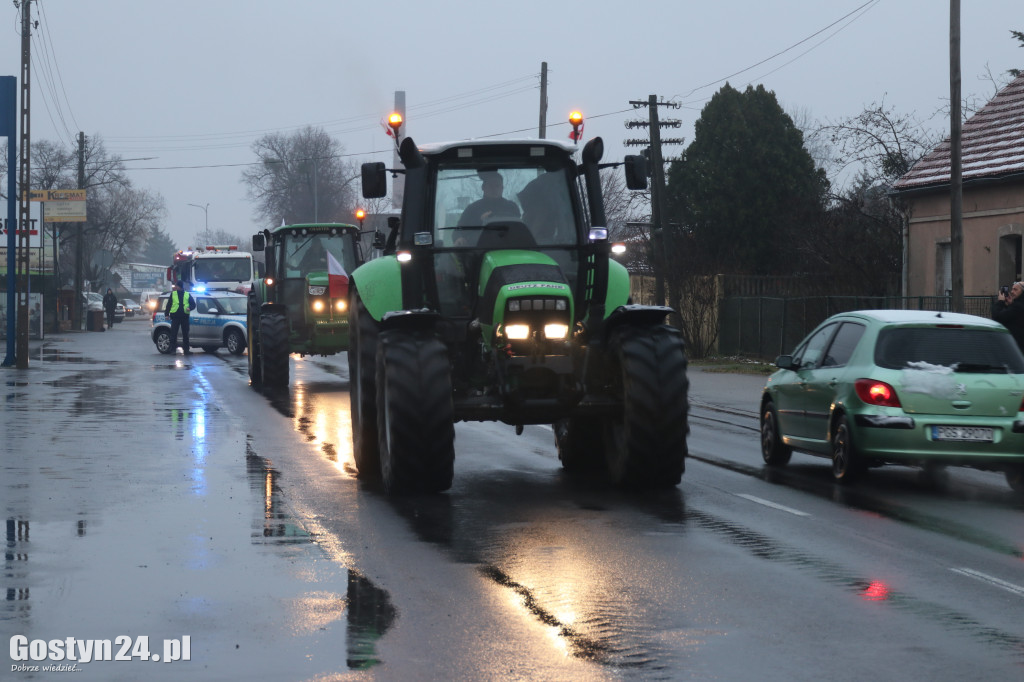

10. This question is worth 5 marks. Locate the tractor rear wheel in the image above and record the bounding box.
[349,294,381,479]
[260,312,290,387]
[604,325,689,489]
[375,330,455,494]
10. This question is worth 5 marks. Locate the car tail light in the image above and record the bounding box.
[855,379,902,407]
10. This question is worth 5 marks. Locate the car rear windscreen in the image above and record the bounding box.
[875,327,1024,373]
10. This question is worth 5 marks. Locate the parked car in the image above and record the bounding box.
[760,310,1024,493]
[151,290,247,355]
[113,302,125,324]
[122,298,142,318]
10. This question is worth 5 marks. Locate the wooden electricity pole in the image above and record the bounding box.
[949,0,964,312]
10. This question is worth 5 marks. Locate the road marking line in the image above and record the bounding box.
[950,568,1024,598]
[735,493,811,517]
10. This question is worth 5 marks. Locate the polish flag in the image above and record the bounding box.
[327,251,349,299]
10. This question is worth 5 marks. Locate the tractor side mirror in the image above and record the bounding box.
[252,233,265,252]
[372,231,386,250]
[624,155,648,191]
[361,162,387,199]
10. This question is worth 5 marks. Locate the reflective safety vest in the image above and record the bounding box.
[169,291,191,314]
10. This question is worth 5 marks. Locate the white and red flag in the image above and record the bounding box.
[327,251,349,299]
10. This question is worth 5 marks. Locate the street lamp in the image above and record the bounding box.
[187,202,210,245]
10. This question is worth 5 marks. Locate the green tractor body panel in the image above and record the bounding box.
[603,260,631,318]
[247,222,366,386]
[351,256,404,322]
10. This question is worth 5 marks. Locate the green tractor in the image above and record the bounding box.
[248,223,365,387]
[349,118,689,494]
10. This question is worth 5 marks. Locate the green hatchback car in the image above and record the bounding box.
[760,310,1024,493]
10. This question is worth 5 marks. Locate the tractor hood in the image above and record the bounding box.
[476,250,573,346]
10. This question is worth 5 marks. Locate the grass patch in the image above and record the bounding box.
[690,356,776,375]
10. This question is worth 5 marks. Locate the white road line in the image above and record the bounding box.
[950,568,1024,598]
[735,493,811,517]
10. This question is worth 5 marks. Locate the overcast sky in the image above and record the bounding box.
[4,0,1021,250]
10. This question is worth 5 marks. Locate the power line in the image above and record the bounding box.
[671,0,881,104]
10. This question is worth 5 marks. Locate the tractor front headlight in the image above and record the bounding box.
[543,323,569,340]
[335,299,347,313]
[311,299,326,313]
[505,324,530,340]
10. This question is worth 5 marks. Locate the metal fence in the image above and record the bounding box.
[718,295,997,360]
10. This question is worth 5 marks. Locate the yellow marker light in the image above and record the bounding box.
[335,299,347,312]
[355,208,366,221]
[388,113,403,131]
[505,324,530,340]
[311,299,326,313]
[544,323,569,340]
[569,111,583,126]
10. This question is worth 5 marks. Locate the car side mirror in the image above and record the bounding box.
[775,354,798,370]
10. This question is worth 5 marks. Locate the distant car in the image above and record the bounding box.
[760,310,1024,493]
[151,290,247,355]
[122,299,142,318]
[83,292,104,312]
[113,302,126,323]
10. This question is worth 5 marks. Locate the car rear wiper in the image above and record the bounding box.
[951,362,1011,373]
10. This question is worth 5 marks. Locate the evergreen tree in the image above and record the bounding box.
[666,84,827,275]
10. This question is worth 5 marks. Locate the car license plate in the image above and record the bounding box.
[931,425,993,442]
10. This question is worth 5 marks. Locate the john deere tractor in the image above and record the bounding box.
[248,222,365,387]
[349,115,689,494]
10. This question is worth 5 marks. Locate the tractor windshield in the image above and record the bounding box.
[283,232,356,277]
[433,165,578,248]
[429,158,583,319]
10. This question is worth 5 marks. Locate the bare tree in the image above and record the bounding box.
[242,126,360,226]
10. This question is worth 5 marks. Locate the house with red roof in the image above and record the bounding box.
[891,74,1024,296]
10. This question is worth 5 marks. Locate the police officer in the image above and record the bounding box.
[164,280,193,355]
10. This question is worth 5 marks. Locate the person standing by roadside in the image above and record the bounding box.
[993,281,1024,353]
[164,281,193,355]
[102,288,118,330]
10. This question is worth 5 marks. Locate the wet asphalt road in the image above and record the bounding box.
[2,321,1023,680]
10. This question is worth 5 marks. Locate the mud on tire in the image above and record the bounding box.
[604,324,689,489]
[375,330,455,495]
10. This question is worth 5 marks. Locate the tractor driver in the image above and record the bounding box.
[457,171,521,227]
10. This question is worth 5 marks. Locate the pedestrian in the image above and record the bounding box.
[993,281,1024,353]
[102,288,118,329]
[164,281,193,355]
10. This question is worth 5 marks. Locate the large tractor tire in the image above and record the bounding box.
[554,417,605,473]
[375,330,455,495]
[260,312,290,388]
[604,324,689,489]
[349,294,381,479]
[247,298,263,386]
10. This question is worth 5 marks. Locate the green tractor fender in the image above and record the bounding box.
[603,260,632,317]
[351,256,405,323]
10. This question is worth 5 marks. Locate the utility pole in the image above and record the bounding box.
[74,131,85,330]
[188,202,210,244]
[625,95,684,307]
[538,62,548,139]
[949,0,964,312]
[15,0,33,368]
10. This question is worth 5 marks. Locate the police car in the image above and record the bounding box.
[151,290,248,355]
